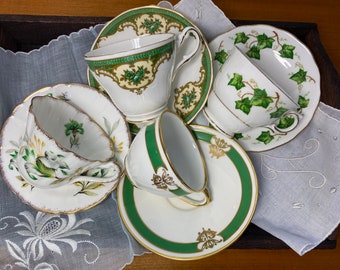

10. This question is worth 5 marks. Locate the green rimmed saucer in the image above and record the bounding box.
[87,5,213,126]
[117,125,257,260]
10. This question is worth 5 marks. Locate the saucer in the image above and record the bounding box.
[0,84,131,214]
[117,125,257,260]
[87,5,213,125]
[208,24,320,151]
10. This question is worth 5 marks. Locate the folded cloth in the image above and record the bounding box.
[173,0,340,255]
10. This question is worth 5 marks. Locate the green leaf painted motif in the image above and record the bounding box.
[246,46,261,59]
[74,181,105,196]
[256,131,274,145]
[35,159,55,178]
[256,34,275,50]
[228,73,245,90]
[279,44,296,59]
[64,120,84,136]
[235,97,252,115]
[290,69,307,84]
[234,32,249,44]
[23,148,34,161]
[277,116,295,129]
[270,107,288,118]
[214,50,228,64]
[250,89,273,108]
[182,92,196,109]
[234,133,244,140]
[124,67,146,84]
[143,19,161,34]
[298,95,310,110]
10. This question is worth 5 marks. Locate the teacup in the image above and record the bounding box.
[84,26,201,123]
[17,96,122,188]
[125,110,210,206]
[204,46,301,137]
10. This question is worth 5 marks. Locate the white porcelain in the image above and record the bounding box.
[117,125,258,260]
[85,27,201,123]
[0,84,131,213]
[204,46,300,137]
[208,24,320,151]
[86,5,213,125]
[16,96,121,189]
[125,110,210,206]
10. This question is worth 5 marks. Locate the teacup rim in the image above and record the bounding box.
[84,33,175,60]
[29,95,115,162]
[157,110,208,193]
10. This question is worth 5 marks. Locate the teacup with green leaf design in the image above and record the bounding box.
[204,46,301,138]
[84,27,201,123]
[17,96,122,188]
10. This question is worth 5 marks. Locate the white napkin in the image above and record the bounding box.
[171,0,340,255]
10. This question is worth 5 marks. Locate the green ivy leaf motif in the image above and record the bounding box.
[277,116,295,129]
[279,44,296,59]
[256,131,274,145]
[228,73,245,90]
[270,107,288,118]
[256,34,275,50]
[235,97,252,115]
[246,46,261,59]
[234,32,249,44]
[290,69,307,84]
[250,88,273,108]
[214,50,228,64]
[298,95,310,110]
[234,133,244,140]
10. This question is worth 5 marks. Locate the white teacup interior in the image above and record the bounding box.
[30,96,113,161]
[85,33,175,60]
[160,112,205,191]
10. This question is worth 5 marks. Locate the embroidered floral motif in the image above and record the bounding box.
[0,211,100,269]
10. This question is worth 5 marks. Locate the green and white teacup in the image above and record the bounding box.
[84,27,201,123]
[125,110,210,206]
[204,46,301,137]
[17,96,122,188]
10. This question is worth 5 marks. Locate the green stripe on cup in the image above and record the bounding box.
[123,129,254,254]
[145,123,188,196]
[87,41,174,69]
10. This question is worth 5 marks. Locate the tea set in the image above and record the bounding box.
[0,5,320,260]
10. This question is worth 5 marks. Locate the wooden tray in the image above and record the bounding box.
[0,15,338,249]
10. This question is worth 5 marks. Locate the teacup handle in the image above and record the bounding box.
[172,26,202,80]
[179,188,211,206]
[267,111,301,135]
